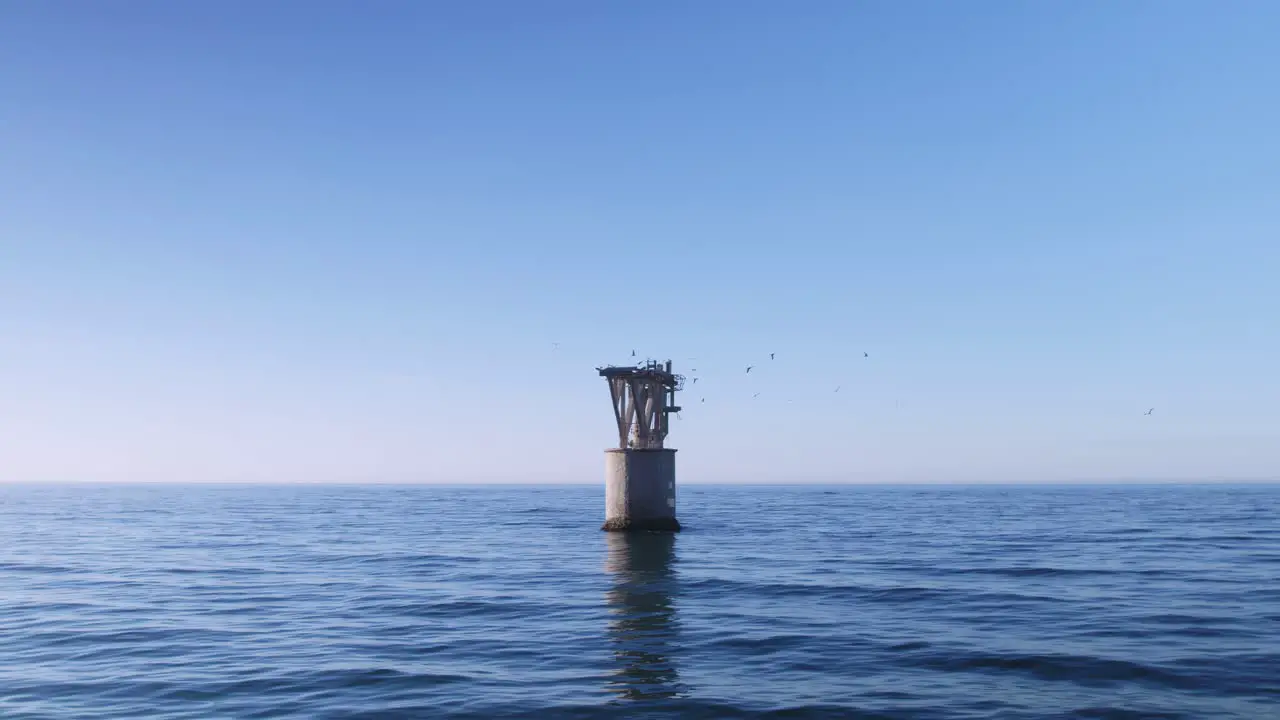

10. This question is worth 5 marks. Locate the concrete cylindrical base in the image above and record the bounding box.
[603,448,679,532]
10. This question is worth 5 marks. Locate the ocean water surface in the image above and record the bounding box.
[0,483,1277,719]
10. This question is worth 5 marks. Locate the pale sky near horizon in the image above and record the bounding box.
[3,1,1278,484]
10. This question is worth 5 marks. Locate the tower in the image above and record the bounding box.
[596,359,682,531]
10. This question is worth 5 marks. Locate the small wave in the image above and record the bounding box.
[684,577,1056,606]
[446,701,935,719]
[1059,708,1188,720]
[916,651,1198,691]
[1139,613,1236,626]
[888,641,930,651]
[0,562,80,574]
[923,560,1187,579]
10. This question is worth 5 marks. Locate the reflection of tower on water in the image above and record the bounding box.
[604,532,682,701]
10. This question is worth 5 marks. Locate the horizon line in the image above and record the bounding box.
[2,479,1277,487]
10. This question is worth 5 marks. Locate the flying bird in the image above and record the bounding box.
[834,386,841,393]
[700,397,706,403]
[863,352,869,358]
[746,365,754,374]
[552,342,559,350]
[692,378,698,384]
[631,349,636,357]
[1145,408,1154,416]
[770,352,775,360]
[753,392,761,398]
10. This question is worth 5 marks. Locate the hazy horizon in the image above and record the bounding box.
[2,477,1277,487]
[4,2,1278,485]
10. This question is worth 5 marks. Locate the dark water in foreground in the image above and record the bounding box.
[1,484,1277,719]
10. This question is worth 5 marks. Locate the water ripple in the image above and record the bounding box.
[1,483,1277,718]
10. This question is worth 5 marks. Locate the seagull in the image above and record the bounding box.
[692,377,698,384]
[631,349,636,357]
[1145,408,1154,416]
[770,353,775,360]
[700,397,705,403]
[746,365,754,374]
[863,352,869,358]
[552,342,560,350]
[753,392,760,398]
[834,386,841,393]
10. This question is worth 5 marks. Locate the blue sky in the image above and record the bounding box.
[2,1,1277,483]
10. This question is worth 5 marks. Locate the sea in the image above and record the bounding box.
[0,483,1276,719]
